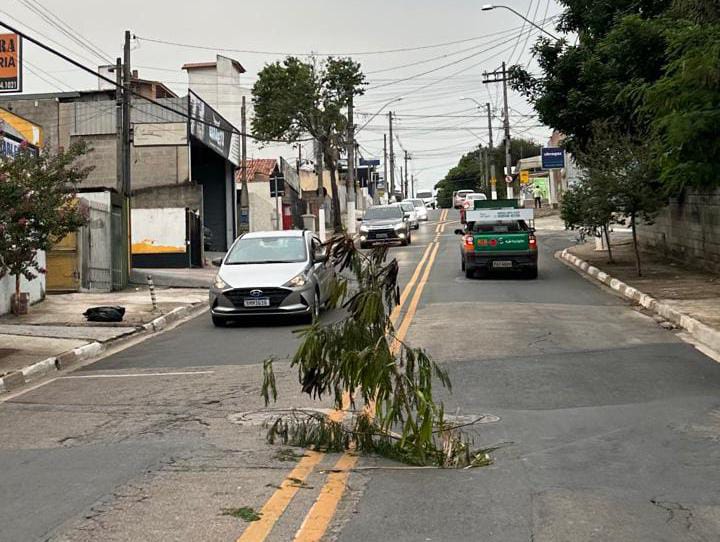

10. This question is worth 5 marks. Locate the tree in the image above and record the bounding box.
[575,124,663,276]
[0,141,92,313]
[262,237,493,467]
[561,177,616,263]
[252,57,366,232]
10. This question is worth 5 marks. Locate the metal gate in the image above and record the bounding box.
[80,200,113,292]
[46,232,80,292]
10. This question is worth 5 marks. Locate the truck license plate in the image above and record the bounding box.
[492,261,513,268]
[244,298,270,307]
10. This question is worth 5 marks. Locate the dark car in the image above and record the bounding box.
[358,205,412,248]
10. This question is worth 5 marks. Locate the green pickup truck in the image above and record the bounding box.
[455,200,538,279]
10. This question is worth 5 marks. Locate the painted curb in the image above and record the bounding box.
[0,303,206,394]
[557,249,720,354]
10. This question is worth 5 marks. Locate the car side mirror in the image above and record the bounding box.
[211,257,223,267]
[356,217,363,222]
[454,229,465,235]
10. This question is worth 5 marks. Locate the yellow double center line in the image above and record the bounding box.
[238,209,449,542]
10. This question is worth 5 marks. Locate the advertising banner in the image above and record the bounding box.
[188,91,240,165]
[0,34,21,93]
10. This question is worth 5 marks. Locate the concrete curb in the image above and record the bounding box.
[557,248,720,354]
[0,303,207,395]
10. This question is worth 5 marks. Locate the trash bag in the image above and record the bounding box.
[83,306,126,323]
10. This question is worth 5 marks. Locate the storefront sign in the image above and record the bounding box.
[541,147,565,169]
[188,91,240,165]
[0,34,21,93]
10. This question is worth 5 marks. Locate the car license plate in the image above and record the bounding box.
[492,260,513,268]
[244,298,270,307]
[376,233,388,239]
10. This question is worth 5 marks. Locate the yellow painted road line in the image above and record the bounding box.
[236,451,325,542]
[293,453,359,542]
[294,233,443,542]
[390,241,435,325]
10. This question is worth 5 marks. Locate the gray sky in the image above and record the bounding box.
[1,0,562,191]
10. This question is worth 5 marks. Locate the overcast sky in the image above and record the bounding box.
[1,0,563,192]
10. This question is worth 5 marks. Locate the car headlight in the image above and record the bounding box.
[284,273,307,288]
[359,224,369,232]
[213,274,228,290]
[394,222,405,230]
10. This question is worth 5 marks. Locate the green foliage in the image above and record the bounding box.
[261,237,493,468]
[511,0,720,191]
[0,141,92,295]
[642,22,720,191]
[251,57,366,231]
[221,507,261,522]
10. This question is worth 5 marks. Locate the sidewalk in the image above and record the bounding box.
[0,286,207,393]
[559,232,720,353]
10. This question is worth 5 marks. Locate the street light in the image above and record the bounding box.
[460,96,483,109]
[356,96,404,134]
[481,4,560,41]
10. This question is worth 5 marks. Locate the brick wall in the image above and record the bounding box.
[637,187,720,273]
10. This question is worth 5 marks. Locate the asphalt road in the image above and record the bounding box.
[1,209,719,541]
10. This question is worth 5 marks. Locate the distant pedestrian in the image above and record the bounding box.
[533,185,543,209]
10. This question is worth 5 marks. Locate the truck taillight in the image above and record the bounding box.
[529,236,537,249]
[463,235,474,249]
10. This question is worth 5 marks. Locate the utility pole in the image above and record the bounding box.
[403,150,409,199]
[315,140,326,240]
[381,133,387,204]
[121,31,132,284]
[486,102,497,200]
[388,112,395,201]
[501,62,513,200]
[410,174,414,199]
[346,94,356,233]
[239,95,249,233]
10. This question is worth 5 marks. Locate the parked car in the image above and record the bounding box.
[395,201,419,229]
[452,189,474,209]
[358,205,412,248]
[403,198,429,221]
[459,192,488,223]
[209,230,334,326]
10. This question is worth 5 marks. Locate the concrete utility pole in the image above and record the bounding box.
[122,31,132,281]
[388,112,395,200]
[381,133,387,204]
[486,102,497,200]
[501,62,513,200]
[410,174,414,199]
[346,94,356,233]
[403,150,409,199]
[239,95,249,233]
[315,140,326,240]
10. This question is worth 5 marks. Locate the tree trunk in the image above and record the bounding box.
[15,273,21,300]
[324,149,343,233]
[603,223,614,264]
[630,212,642,277]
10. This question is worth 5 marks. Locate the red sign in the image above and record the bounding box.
[0,34,22,93]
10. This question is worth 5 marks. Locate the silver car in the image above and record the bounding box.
[395,202,419,229]
[209,230,334,326]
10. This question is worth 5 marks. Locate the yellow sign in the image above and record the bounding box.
[520,170,530,184]
[490,177,497,187]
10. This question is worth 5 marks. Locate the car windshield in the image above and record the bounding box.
[400,203,414,212]
[467,194,487,200]
[224,236,307,264]
[364,207,404,220]
[416,191,432,199]
[405,199,425,208]
[471,221,527,233]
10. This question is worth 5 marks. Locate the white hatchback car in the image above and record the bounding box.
[403,199,429,221]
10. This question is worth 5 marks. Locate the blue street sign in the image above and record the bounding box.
[359,158,381,167]
[541,147,565,169]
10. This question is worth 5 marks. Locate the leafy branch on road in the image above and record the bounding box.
[261,236,493,468]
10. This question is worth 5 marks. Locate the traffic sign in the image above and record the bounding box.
[505,175,513,184]
[520,170,530,184]
[270,174,285,197]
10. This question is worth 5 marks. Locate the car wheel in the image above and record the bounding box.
[212,315,228,327]
[303,290,321,324]
[461,257,465,271]
[465,266,475,279]
[526,266,538,280]
[360,242,368,249]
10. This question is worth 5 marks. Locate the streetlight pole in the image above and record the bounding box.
[461,97,497,200]
[481,4,560,40]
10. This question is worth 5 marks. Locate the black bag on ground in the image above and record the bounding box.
[83,306,126,322]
